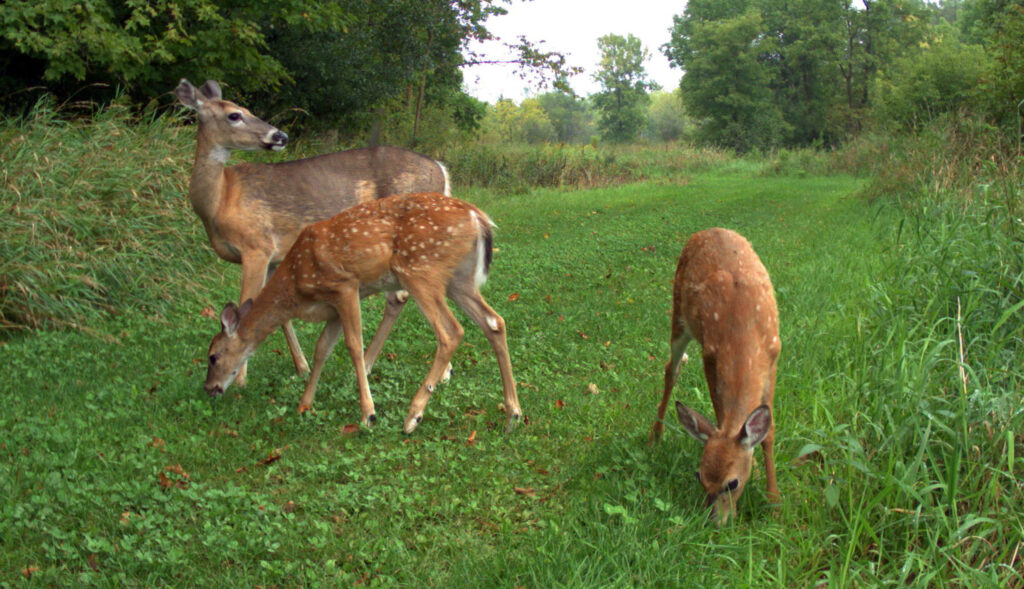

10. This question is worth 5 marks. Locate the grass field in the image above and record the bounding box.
[2,138,1023,586]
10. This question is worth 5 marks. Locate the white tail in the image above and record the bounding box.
[175,79,450,386]
[203,192,521,434]
[649,228,780,524]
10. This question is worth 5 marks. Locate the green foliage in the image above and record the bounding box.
[0,0,351,109]
[480,98,556,144]
[674,7,789,152]
[665,0,936,149]
[645,90,687,142]
[535,91,594,144]
[871,29,989,129]
[592,34,655,143]
[970,0,1024,128]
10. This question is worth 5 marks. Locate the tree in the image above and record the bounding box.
[871,24,988,129]
[481,98,555,144]
[0,0,578,144]
[667,4,788,151]
[0,0,351,111]
[536,90,593,143]
[647,91,687,142]
[592,34,656,143]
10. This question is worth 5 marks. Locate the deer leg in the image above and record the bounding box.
[266,264,310,378]
[650,328,691,444]
[363,290,405,375]
[450,287,521,432]
[236,254,272,387]
[297,316,343,415]
[334,285,376,427]
[363,290,452,382]
[402,288,463,434]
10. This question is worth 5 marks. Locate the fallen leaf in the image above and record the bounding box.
[507,292,520,302]
[283,500,296,514]
[513,487,536,497]
[465,408,486,416]
[467,430,477,444]
[586,383,599,395]
[341,424,360,436]
[88,553,100,572]
[151,437,165,450]
[555,399,565,409]
[578,331,589,340]
[260,450,282,466]
[200,306,216,319]
[164,464,190,479]
[21,566,39,579]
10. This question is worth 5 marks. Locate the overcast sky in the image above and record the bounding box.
[462,1,686,103]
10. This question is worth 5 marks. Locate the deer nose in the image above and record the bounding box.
[205,383,223,397]
[272,131,288,145]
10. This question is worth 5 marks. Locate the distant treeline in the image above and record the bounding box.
[0,0,1021,151]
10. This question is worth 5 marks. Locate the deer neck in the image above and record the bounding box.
[188,131,232,224]
[236,274,301,347]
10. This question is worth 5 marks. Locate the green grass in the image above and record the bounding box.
[2,113,1023,586]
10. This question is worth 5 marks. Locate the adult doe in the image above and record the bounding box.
[649,228,780,524]
[176,79,449,385]
[204,192,522,434]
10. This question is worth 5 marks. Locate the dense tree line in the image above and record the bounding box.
[1,0,1022,150]
[664,0,1024,150]
[0,0,571,143]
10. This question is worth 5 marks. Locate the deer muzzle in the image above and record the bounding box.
[204,382,224,397]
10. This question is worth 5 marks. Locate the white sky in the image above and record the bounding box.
[462,0,686,103]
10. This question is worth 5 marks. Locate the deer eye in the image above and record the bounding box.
[227,112,242,122]
[727,479,739,491]
[209,354,218,366]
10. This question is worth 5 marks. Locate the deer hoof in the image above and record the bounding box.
[504,413,522,433]
[365,414,377,427]
[297,403,311,415]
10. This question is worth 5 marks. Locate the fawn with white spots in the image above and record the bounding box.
[203,192,522,434]
[176,79,450,386]
[649,228,780,524]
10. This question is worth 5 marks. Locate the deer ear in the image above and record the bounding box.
[676,401,714,443]
[198,80,222,101]
[238,298,254,317]
[739,404,772,448]
[175,79,200,109]
[220,302,241,335]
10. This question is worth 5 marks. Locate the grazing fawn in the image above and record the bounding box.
[176,79,449,386]
[203,192,522,434]
[649,228,780,524]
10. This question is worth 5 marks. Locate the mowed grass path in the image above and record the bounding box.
[4,170,978,587]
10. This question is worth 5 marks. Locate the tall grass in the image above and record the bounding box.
[837,114,1024,219]
[0,98,205,332]
[442,141,738,193]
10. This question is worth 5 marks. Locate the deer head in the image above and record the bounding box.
[175,79,288,156]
